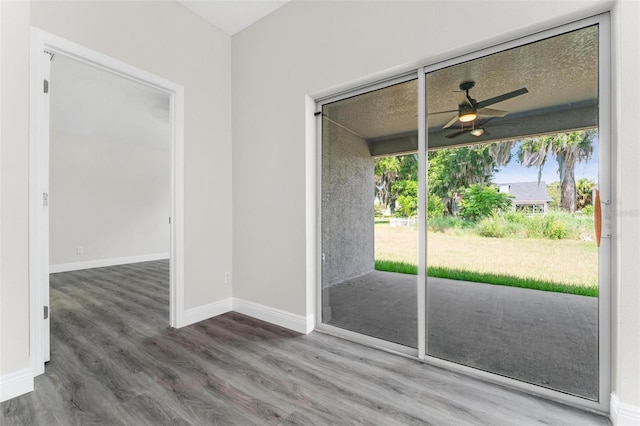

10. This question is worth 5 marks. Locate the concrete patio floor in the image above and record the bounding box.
[326,271,598,400]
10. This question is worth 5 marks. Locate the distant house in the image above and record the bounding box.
[495,182,553,214]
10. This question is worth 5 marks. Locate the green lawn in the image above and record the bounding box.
[375,223,598,292]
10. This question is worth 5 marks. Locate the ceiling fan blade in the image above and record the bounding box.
[476,87,528,109]
[442,114,460,129]
[477,107,508,117]
[445,129,469,139]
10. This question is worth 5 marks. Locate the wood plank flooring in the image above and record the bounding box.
[1,261,609,425]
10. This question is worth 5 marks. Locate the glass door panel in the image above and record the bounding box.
[321,78,419,348]
[425,25,600,399]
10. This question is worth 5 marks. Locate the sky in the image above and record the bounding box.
[493,137,599,185]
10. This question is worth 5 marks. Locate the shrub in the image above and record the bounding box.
[392,180,418,217]
[428,216,473,233]
[395,194,417,218]
[545,218,569,239]
[503,211,528,225]
[426,208,594,241]
[459,184,514,221]
[477,215,527,238]
[582,205,594,216]
[427,194,445,218]
[502,210,592,240]
[477,216,508,238]
[524,215,546,239]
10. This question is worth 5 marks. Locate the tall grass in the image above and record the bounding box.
[476,210,594,240]
[427,210,594,240]
[428,216,476,234]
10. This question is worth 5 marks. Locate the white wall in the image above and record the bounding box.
[49,57,171,268]
[0,0,233,377]
[232,0,638,415]
[49,131,170,267]
[611,0,640,415]
[0,0,31,377]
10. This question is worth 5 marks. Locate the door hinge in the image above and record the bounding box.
[44,79,49,94]
[169,216,171,224]
[43,192,49,207]
[44,306,49,320]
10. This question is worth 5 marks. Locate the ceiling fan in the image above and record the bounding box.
[432,81,528,130]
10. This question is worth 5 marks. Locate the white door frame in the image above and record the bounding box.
[29,27,186,376]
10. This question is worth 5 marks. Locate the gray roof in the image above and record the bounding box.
[495,181,552,204]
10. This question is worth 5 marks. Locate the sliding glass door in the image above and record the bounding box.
[318,14,609,409]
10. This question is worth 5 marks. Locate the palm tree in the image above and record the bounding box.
[517,130,596,213]
[576,178,595,209]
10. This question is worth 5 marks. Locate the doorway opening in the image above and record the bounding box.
[47,52,172,368]
[29,28,185,377]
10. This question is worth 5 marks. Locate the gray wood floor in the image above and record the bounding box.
[1,261,609,425]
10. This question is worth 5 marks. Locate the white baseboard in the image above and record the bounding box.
[233,298,314,334]
[611,394,640,426]
[179,297,314,334]
[0,368,34,403]
[50,253,170,273]
[182,298,233,327]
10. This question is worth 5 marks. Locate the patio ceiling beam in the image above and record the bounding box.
[366,102,597,156]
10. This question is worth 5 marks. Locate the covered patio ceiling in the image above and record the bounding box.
[322,25,598,157]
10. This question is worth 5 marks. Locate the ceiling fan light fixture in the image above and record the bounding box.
[459,112,477,122]
[458,104,477,122]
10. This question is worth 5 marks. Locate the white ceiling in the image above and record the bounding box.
[177,0,290,35]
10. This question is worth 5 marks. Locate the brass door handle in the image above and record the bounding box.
[594,189,601,247]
